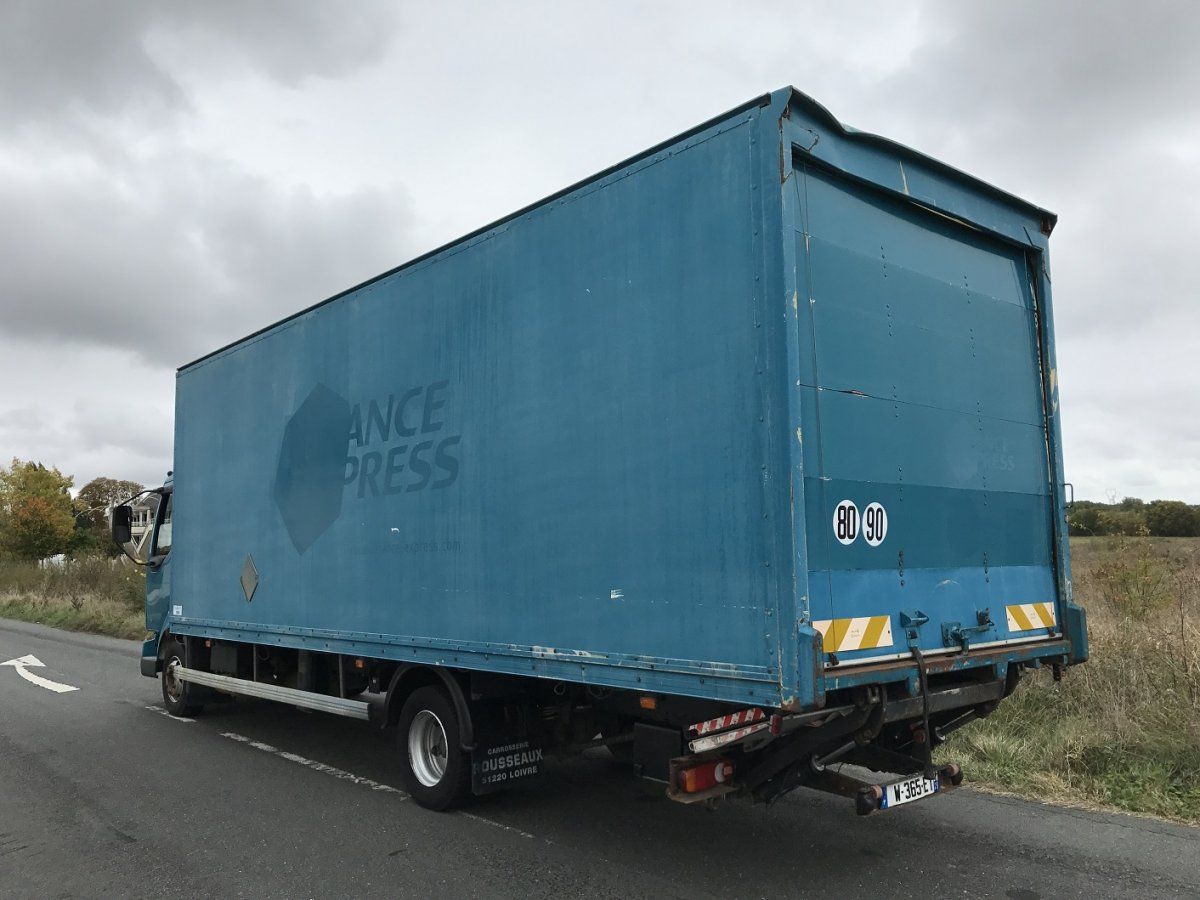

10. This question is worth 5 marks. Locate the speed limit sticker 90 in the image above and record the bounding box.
[833,500,888,546]
[862,502,888,546]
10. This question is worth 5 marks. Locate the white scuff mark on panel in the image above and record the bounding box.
[533,646,605,660]
[610,588,624,601]
[534,646,604,660]
[704,661,742,672]
[795,427,803,445]
[899,161,910,195]
[390,527,399,534]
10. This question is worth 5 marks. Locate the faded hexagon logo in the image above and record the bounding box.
[273,383,353,554]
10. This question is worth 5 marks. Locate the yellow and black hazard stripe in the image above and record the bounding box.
[813,616,894,654]
[1005,602,1056,632]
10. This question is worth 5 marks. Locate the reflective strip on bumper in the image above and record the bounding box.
[1006,602,1056,632]
[813,616,894,653]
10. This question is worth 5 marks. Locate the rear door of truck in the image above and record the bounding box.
[792,161,1060,666]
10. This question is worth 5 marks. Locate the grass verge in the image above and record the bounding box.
[0,592,144,640]
[0,555,145,640]
[941,536,1200,824]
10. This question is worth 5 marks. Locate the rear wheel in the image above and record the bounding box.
[397,686,471,810]
[161,640,203,717]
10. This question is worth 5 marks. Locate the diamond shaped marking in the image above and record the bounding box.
[240,554,259,602]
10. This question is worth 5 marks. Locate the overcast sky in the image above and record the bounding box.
[1,1,1197,501]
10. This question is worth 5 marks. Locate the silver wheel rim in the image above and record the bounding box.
[164,656,184,704]
[408,709,448,787]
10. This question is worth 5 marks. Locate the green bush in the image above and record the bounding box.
[1092,536,1179,617]
[1146,501,1200,538]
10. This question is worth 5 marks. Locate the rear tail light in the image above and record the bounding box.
[678,759,734,793]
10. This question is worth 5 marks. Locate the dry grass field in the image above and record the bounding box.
[942,536,1200,823]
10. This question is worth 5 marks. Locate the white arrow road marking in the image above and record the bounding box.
[1,654,79,693]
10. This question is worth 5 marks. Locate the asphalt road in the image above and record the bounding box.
[1,618,1197,899]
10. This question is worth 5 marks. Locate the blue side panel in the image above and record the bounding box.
[171,109,789,705]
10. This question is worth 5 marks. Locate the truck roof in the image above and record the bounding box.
[180,86,1056,373]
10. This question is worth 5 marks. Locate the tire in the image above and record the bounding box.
[397,686,471,810]
[161,640,203,717]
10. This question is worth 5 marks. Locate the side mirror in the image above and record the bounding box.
[111,505,133,546]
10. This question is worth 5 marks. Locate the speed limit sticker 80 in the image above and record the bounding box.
[833,500,888,546]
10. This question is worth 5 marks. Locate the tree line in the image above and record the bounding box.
[1067,496,1200,537]
[3,456,1199,559]
[0,458,142,561]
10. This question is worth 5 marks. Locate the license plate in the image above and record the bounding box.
[880,774,940,809]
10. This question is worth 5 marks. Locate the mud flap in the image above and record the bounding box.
[469,702,543,795]
[471,739,544,794]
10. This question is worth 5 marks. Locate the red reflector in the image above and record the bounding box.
[768,714,782,735]
[679,760,734,793]
[354,658,364,670]
[639,695,658,710]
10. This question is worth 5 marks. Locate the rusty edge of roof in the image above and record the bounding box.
[782,86,1058,234]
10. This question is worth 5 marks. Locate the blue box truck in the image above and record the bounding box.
[115,86,1086,813]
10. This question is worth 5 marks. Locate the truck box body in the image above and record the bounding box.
[163,88,1083,714]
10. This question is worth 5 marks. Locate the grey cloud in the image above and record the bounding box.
[0,337,174,487]
[882,1,1200,150]
[0,0,410,489]
[0,0,398,132]
[161,1,401,85]
[0,2,182,128]
[0,148,416,366]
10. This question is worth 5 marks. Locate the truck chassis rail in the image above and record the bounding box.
[173,664,372,721]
